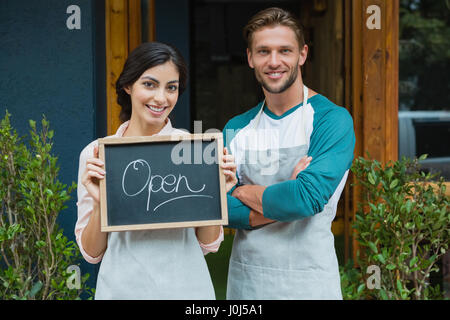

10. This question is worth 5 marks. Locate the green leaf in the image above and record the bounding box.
[379,289,389,300]
[396,279,403,294]
[377,254,386,264]
[405,200,413,213]
[357,283,365,294]
[386,264,396,270]
[29,281,43,298]
[368,172,376,185]
[368,242,378,254]
[390,179,399,189]
[409,256,418,268]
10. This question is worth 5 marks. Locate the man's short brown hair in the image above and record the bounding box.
[243,7,305,50]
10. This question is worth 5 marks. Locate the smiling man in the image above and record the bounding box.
[223,7,356,299]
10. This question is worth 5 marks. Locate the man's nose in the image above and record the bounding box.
[268,51,281,68]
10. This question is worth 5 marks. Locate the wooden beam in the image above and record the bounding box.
[128,0,142,52]
[147,0,156,42]
[105,0,129,136]
[350,0,399,264]
[344,0,352,263]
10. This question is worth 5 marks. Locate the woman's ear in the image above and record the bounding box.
[124,85,131,95]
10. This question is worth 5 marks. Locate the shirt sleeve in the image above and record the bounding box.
[223,125,252,230]
[262,107,355,221]
[198,226,224,255]
[75,141,104,264]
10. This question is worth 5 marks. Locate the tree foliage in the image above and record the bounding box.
[0,111,92,299]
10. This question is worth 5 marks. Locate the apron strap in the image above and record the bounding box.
[303,84,309,107]
[255,84,309,127]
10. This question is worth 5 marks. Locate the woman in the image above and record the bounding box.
[75,42,237,299]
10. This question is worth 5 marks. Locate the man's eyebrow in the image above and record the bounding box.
[254,45,295,50]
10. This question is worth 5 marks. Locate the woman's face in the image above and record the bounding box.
[125,61,180,129]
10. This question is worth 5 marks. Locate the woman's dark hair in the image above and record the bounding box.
[115,41,188,122]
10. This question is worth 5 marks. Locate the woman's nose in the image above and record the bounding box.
[153,88,166,104]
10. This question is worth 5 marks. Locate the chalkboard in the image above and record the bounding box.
[98,133,228,232]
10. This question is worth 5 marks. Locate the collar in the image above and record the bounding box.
[114,119,174,137]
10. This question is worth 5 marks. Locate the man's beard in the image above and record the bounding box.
[255,63,299,94]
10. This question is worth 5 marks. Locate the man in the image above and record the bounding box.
[223,7,355,299]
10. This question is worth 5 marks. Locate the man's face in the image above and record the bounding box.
[247,25,307,94]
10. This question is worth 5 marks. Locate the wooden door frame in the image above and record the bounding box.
[345,0,399,263]
[105,0,155,136]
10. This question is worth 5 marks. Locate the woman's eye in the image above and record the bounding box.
[167,85,178,92]
[143,81,156,88]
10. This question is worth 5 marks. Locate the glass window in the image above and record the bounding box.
[398,0,450,179]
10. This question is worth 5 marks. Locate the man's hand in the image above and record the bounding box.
[290,155,312,180]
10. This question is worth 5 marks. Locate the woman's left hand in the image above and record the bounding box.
[221,147,238,193]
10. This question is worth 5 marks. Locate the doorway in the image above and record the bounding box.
[190,0,347,299]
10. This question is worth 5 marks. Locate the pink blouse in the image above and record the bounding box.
[75,120,224,264]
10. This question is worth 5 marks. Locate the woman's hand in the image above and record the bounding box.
[81,145,105,203]
[290,155,312,180]
[221,147,238,193]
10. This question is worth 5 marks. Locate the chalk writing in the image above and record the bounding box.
[122,159,211,212]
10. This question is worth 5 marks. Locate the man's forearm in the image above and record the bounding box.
[232,185,276,227]
[249,209,275,227]
[232,184,266,213]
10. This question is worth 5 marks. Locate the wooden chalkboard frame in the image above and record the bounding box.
[98,133,228,232]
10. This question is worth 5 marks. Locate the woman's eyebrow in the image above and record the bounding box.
[141,76,179,84]
[141,76,159,83]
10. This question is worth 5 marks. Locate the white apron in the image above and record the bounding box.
[226,85,345,300]
[95,227,216,300]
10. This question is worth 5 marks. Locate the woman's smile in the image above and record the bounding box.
[146,104,167,116]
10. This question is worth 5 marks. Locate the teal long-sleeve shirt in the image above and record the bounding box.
[223,94,355,229]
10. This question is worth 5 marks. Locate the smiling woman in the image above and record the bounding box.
[75,41,237,300]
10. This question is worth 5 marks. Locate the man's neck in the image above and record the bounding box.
[264,78,304,116]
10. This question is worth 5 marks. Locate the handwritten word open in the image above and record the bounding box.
[122,159,212,212]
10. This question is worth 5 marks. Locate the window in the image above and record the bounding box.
[398,0,450,179]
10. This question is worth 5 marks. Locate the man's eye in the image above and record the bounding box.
[258,50,268,54]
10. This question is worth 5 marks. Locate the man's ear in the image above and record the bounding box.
[247,48,254,69]
[299,44,309,67]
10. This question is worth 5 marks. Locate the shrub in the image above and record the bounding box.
[347,154,449,300]
[0,111,92,299]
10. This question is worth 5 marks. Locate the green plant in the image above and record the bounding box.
[339,260,366,300]
[349,154,449,300]
[0,111,93,299]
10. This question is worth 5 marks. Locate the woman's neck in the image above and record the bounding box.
[123,116,167,137]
